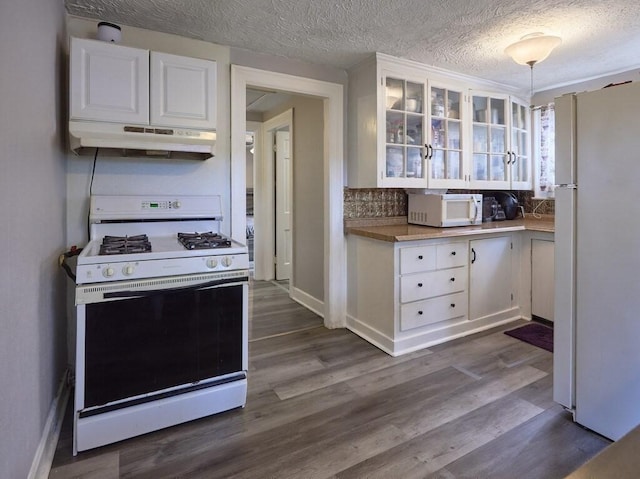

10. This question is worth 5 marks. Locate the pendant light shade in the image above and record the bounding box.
[505,32,562,66]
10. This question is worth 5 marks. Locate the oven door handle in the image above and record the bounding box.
[103,276,248,300]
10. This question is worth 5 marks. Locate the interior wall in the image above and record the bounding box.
[0,0,67,477]
[263,97,325,301]
[533,68,640,105]
[65,16,232,245]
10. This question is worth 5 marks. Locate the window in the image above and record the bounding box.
[533,103,555,198]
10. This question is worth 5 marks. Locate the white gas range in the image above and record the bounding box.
[73,195,249,455]
[76,195,248,284]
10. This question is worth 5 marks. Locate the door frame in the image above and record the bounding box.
[230,65,345,328]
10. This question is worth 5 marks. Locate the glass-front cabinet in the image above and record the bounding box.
[471,91,531,189]
[347,54,531,190]
[428,84,465,188]
[381,73,467,188]
[384,77,426,183]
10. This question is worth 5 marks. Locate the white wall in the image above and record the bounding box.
[65,16,232,245]
[263,97,325,301]
[0,0,67,477]
[533,69,640,105]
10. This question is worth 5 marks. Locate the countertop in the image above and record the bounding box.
[565,424,639,478]
[345,215,554,242]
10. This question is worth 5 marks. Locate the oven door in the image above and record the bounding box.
[75,270,249,414]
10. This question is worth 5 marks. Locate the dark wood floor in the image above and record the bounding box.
[49,280,610,478]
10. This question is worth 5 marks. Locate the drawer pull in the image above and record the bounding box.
[417,283,423,287]
[450,277,455,282]
[451,251,456,256]
[451,303,456,308]
[418,310,423,315]
[418,255,423,260]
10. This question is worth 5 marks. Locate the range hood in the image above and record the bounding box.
[69,120,216,160]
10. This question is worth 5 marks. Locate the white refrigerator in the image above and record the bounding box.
[553,81,640,441]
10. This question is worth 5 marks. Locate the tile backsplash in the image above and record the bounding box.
[343,188,554,219]
[343,188,407,218]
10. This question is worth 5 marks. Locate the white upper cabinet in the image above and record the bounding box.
[470,91,531,190]
[150,52,217,129]
[427,82,467,189]
[70,37,149,124]
[70,38,217,130]
[348,53,530,190]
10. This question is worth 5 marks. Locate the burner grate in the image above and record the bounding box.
[178,232,232,250]
[99,234,152,255]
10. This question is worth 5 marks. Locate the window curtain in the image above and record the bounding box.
[537,103,555,196]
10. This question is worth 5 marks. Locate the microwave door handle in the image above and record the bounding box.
[103,276,249,300]
[470,198,477,221]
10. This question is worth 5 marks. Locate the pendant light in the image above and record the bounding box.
[505,32,562,97]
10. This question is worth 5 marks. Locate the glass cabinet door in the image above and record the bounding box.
[384,77,426,181]
[472,93,509,187]
[510,100,531,186]
[428,86,464,186]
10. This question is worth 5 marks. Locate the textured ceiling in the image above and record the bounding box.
[65,0,640,93]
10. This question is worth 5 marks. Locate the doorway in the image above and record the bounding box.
[262,110,293,283]
[231,66,345,328]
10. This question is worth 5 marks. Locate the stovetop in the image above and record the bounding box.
[75,195,249,284]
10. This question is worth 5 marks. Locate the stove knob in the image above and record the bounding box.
[172,200,181,209]
[206,258,218,269]
[102,267,115,278]
[222,256,233,268]
[123,265,135,276]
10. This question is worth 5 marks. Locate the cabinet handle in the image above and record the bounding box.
[512,156,517,166]
[429,145,434,159]
[418,255,423,260]
[418,283,423,287]
[418,310,423,315]
[506,152,511,164]
[451,251,456,256]
[451,303,456,308]
[471,247,476,264]
[450,277,455,282]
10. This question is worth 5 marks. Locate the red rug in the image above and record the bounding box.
[504,323,553,352]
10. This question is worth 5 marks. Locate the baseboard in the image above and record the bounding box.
[28,369,70,479]
[290,286,324,318]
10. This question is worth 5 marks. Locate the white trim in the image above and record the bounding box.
[290,286,325,318]
[28,371,70,479]
[231,65,346,329]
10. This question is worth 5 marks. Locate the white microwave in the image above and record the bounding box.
[408,193,482,227]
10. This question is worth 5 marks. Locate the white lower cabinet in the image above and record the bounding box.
[469,236,514,321]
[531,239,555,322]
[347,233,521,356]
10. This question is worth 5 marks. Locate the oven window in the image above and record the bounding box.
[84,283,243,408]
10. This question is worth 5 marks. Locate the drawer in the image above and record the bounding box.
[400,292,468,331]
[400,268,466,303]
[436,243,467,269]
[399,245,436,274]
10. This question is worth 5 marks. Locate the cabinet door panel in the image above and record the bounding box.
[401,268,466,303]
[400,292,467,331]
[150,52,217,129]
[70,38,149,124]
[469,236,512,320]
[531,239,555,321]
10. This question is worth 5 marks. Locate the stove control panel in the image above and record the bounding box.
[76,253,250,284]
[141,200,181,210]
